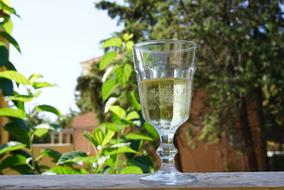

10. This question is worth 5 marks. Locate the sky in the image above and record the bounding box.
[10,0,121,116]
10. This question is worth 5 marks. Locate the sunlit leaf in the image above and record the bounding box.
[83,131,98,147]
[114,64,132,85]
[129,91,141,110]
[93,128,104,146]
[101,130,115,146]
[99,51,117,70]
[102,37,122,48]
[109,105,126,120]
[120,166,143,174]
[0,71,29,85]
[126,111,140,121]
[122,33,133,41]
[100,122,121,132]
[3,18,13,34]
[0,107,25,119]
[107,146,137,155]
[101,78,118,101]
[57,151,87,165]
[126,41,134,51]
[126,133,154,141]
[7,92,40,102]
[28,73,43,82]
[34,128,49,138]
[47,166,81,174]
[32,81,55,89]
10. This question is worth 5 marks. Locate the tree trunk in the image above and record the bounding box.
[240,89,269,171]
[246,88,268,170]
[239,97,258,171]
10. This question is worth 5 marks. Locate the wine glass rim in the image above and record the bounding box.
[133,39,197,54]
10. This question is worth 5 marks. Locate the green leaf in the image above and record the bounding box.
[0,78,13,96]
[114,64,133,85]
[47,166,81,174]
[28,73,43,82]
[35,104,62,116]
[93,128,104,146]
[101,78,118,101]
[126,111,140,121]
[0,107,26,119]
[41,148,61,162]
[0,2,19,16]
[4,122,30,146]
[33,128,49,138]
[72,156,97,164]
[126,41,134,51]
[126,133,154,141]
[0,154,27,170]
[0,71,30,85]
[99,51,118,70]
[57,151,87,165]
[143,122,159,139]
[32,81,55,89]
[7,93,40,102]
[109,105,126,120]
[129,91,141,110]
[120,166,143,174]
[109,146,137,155]
[0,45,9,66]
[83,130,98,147]
[100,122,121,132]
[101,130,115,146]
[102,37,122,48]
[5,61,17,71]
[3,18,13,34]
[28,73,55,89]
[0,31,21,53]
[0,142,26,155]
[122,33,133,41]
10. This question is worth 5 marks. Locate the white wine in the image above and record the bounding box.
[138,77,191,130]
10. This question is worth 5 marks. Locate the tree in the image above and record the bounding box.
[95,0,284,171]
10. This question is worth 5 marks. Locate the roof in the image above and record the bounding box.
[72,112,98,129]
[80,57,101,66]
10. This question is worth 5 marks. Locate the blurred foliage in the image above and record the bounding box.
[95,0,284,170]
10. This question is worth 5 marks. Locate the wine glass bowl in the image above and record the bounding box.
[133,40,197,185]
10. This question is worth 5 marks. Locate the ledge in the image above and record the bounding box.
[0,172,284,190]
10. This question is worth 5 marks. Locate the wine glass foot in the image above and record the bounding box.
[140,171,197,185]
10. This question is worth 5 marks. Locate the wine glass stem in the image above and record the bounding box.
[157,133,178,173]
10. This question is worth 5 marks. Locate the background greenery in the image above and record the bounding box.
[89,0,283,171]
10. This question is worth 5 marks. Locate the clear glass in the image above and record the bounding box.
[133,40,197,185]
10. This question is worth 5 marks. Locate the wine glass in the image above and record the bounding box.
[133,40,197,185]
